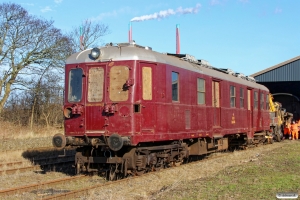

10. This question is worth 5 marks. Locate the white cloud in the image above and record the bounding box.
[275,7,282,14]
[131,4,201,22]
[41,6,52,13]
[54,0,63,4]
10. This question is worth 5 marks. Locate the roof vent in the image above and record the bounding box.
[219,68,234,75]
[235,73,246,79]
[246,76,256,82]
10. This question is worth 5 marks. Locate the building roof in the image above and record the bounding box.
[251,55,300,77]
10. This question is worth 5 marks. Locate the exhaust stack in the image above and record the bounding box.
[176,24,180,54]
[128,22,132,42]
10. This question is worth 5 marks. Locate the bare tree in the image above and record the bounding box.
[67,20,111,52]
[0,3,73,114]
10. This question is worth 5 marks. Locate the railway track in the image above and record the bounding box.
[40,143,278,199]
[0,142,283,199]
[0,175,88,197]
[0,155,75,175]
[0,152,229,199]
[41,153,232,199]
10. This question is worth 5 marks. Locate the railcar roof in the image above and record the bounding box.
[66,43,268,91]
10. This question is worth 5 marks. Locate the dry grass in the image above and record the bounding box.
[82,141,298,200]
[0,150,25,163]
[0,141,298,200]
[0,119,62,139]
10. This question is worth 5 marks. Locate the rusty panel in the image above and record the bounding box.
[109,66,129,101]
[88,67,104,102]
[212,82,214,106]
[217,138,228,150]
[215,82,220,107]
[247,89,251,110]
[212,81,220,107]
[142,67,152,100]
[189,139,207,155]
[185,110,191,129]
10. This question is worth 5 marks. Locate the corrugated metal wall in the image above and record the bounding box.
[255,59,300,82]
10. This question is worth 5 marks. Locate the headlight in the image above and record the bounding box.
[91,47,101,59]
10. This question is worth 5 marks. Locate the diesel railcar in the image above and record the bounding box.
[53,41,272,180]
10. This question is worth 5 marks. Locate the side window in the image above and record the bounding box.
[142,67,152,100]
[266,94,270,110]
[260,93,264,110]
[254,91,258,109]
[88,67,104,102]
[172,72,179,101]
[68,68,83,102]
[240,88,244,108]
[197,78,205,104]
[230,85,236,107]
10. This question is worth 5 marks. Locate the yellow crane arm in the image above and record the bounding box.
[269,94,276,112]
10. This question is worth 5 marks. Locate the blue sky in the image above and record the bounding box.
[6,0,300,76]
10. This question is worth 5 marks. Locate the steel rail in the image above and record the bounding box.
[0,175,87,196]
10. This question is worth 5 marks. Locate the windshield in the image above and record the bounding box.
[68,68,83,102]
[109,66,129,101]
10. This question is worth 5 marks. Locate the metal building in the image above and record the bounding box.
[251,56,300,120]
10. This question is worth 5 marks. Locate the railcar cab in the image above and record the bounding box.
[53,46,138,151]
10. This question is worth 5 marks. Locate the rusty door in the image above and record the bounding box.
[140,62,156,134]
[247,89,253,130]
[85,65,107,131]
[212,81,220,126]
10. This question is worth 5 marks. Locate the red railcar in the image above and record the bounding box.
[53,42,271,179]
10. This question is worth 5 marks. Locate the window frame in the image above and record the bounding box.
[197,78,205,105]
[260,92,264,110]
[172,71,179,102]
[87,67,104,102]
[109,65,129,102]
[254,91,258,109]
[266,94,270,110]
[240,88,244,108]
[230,85,236,108]
[68,68,83,103]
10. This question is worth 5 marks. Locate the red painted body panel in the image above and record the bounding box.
[64,58,270,145]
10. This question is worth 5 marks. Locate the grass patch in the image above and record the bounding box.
[154,142,300,200]
[0,119,62,139]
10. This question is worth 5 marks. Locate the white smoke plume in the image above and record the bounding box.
[130,3,201,22]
